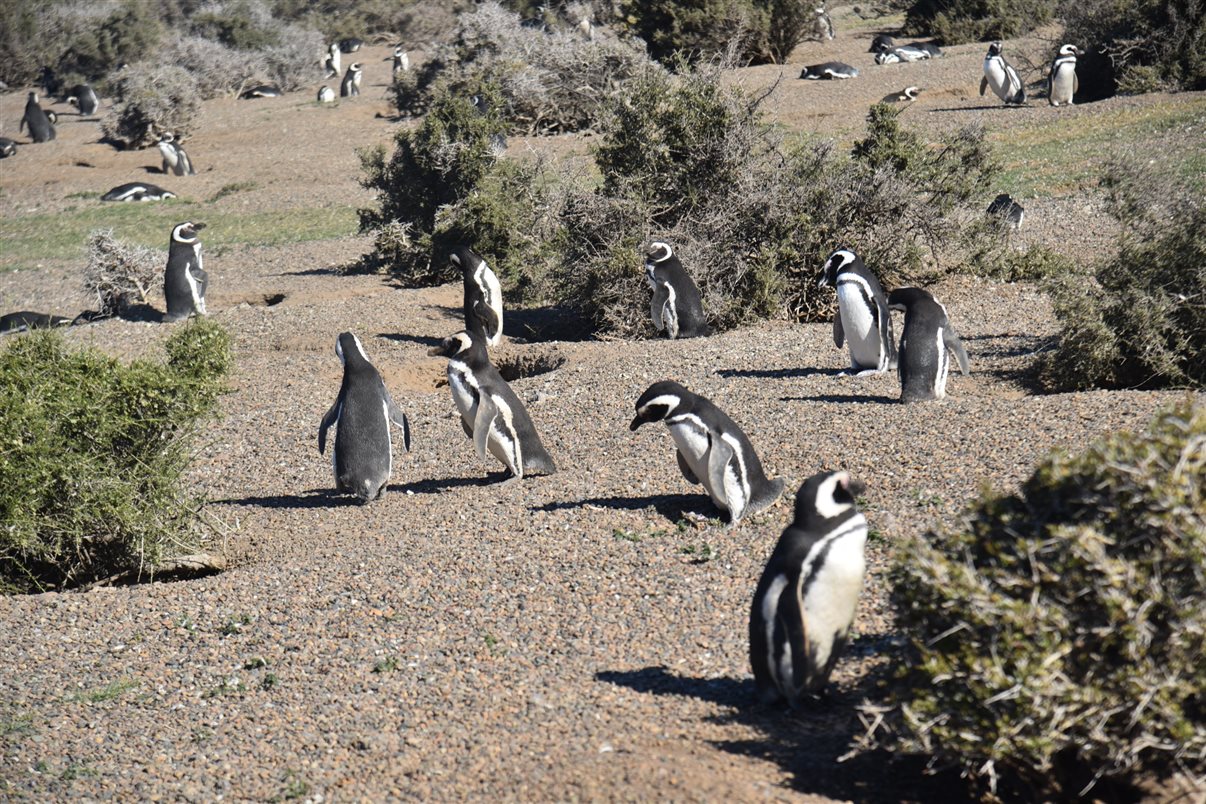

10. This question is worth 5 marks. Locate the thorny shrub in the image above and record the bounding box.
[902,0,1052,44]
[83,230,166,318]
[101,62,202,148]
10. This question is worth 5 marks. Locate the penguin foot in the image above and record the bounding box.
[852,368,884,377]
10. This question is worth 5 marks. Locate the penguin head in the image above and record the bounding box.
[644,242,673,266]
[449,247,483,275]
[45,111,57,125]
[874,51,899,65]
[886,287,933,313]
[903,86,922,100]
[817,248,858,288]
[630,380,689,430]
[350,63,363,73]
[987,42,1003,57]
[795,471,865,528]
[335,332,370,367]
[171,221,206,243]
[1058,44,1080,57]
[428,330,478,359]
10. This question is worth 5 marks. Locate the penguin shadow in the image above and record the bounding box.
[533,493,716,524]
[216,488,354,509]
[505,306,594,343]
[717,366,847,380]
[279,267,340,277]
[378,332,442,348]
[960,333,1052,388]
[928,105,1030,113]
[111,304,161,324]
[389,474,504,495]
[782,393,898,404]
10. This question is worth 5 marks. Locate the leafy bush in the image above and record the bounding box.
[0,320,233,595]
[1039,164,1205,391]
[57,0,165,82]
[102,62,202,148]
[886,399,1206,798]
[902,0,1052,45]
[619,0,769,65]
[1062,0,1206,93]
[0,1,102,88]
[84,230,166,318]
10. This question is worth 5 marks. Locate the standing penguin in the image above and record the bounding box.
[340,63,362,97]
[387,46,410,77]
[750,471,869,705]
[1048,44,1080,106]
[887,287,970,403]
[428,331,556,482]
[317,85,335,103]
[453,247,503,347]
[163,222,208,322]
[158,133,195,176]
[811,6,834,40]
[816,248,897,375]
[66,83,99,116]
[980,41,1026,105]
[19,92,56,143]
[324,43,341,79]
[644,242,709,339]
[318,332,412,503]
[630,381,784,524]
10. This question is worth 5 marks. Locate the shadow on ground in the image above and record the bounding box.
[718,366,847,379]
[215,488,351,508]
[784,393,898,404]
[533,493,719,524]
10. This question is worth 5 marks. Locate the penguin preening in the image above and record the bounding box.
[1048,44,1080,106]
[428,331,556,482]
[158,133,195,176]
[644,242,709,339]
[318,332,412,503]
[102,182,176,202]
[453,247,503,347]
[340,63,362,97]
[880,86,922,104]
[163,222,208,322]
[66,83,99,116]
[888,287,970,403]
[317,85,336,103]
[817,248,897,375]
[630,380,783,524]
[750,471,869,706]
[387,46,410,77]
[981,41,1026,105]
[20,92,56,143]
[324,43,341,78]
[800,62,859,80]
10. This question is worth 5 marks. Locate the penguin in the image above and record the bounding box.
[44,110,58,125]
[1,311,73,334]
[578,14,594,41]
[874,50,902,65]
[877,45,930,63]
[386,46,410,77]
[915,42,943,57]
[324,43,341,79]
[19,92,56,143]
[869,34,895,53]
[1048,44,1080,106]
[469,94,508,153]
[816,248,897,375]
[163,221,208,322]
[880,86,922,104]
[812,6,834,41]
[981,41,1026,105]
[644,242,709,339]
[887,287,970,403]
[240,84,282,99]
[986,193,1024,229]
[317,85,335,103]
[749,470,868,706]
[0,138,16,158]
[340,63,362,98]
[157,133,195,176]
[318,332,411,503]
[66,83,99,116]
[101,182,176,202]
[339,37,364,53]
[800,62,859,80]
[630,381,783,524]
[427,330,557,481]
[453,247,503,347]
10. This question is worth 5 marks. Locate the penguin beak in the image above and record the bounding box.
[842,474,866,499]
[629,415,646,432]
[427,343,446,357]
[192,222,207,231]
[816,273,829,289]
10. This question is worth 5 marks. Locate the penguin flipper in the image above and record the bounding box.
[1073,72,1079,94]
[660,283,679,339]
[945,329,971,375]
[383,388,411,451]
[979,76,988,97]
[676,450,700,485]
[832,313,844,349]
[471,299,501,344]
[706,434,746,523]
[318,400,341,455]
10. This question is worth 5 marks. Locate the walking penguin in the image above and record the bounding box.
[163,222,208,321]
[318,332,412,503]
[816,248,897,375]
[887,287,970,403]
[980,41,1026,105]
[20,92,56,143]
[644,242,709,339]
[66,84,99,116]
[454,247,503,347]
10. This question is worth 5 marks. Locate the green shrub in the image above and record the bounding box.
[0,320,233,595]
[57,0,164,82]
[887,399,1206,797]
[619,0,769,65]
[903,0,1052,45]
[101,62,202,148]
[1039,164,1205,391]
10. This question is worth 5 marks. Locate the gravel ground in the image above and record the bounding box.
[1,15,1202,804]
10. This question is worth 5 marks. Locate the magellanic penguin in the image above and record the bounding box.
[163,222,208,322]
[1,311,74,334]
[812,6,834,41]
[102,182,176,202]
[1048,44,1080,106]
[240,84,282,99]
[817,248,897,375]
[880,86,922,104]
[986,193,1025,229]
[644,242,709,339]
[869,34,895,53]
[630,381,784,524]
[800,62,859,80]
[158,133,195,176]
[20,92,56,143]
[339,37,364,53]
[340,63,362,97]
[317,85,335,103]
[428,330,556,482]
[318,332,412,503]
[887,287,970,403]
[750,470,869,706]
[66,83,99,116]
[324,43,341,79]
[453,247,503,347]
[981,41,1026,105]
[387,46,410,76]
[0,137,16,158]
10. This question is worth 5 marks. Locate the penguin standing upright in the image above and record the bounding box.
[750,471,869,705]
[428,331,556,482]
[1048,44,1080,106]
[387,46,410,77]
[340,63,362,97]
[66,83,99,116]
[324,43,341,78]
[644,242,709,339]
[812,6,834,40]
[816,248,897,375]
[158,133,195,176]
[630,381,784,524]
[887,287,970,403]
[163,222,208,321]
[19,92,56,143]
[453,247,503,347]
[986,193,1025,229]
[980,41,1026,105]
[318,332,412,503]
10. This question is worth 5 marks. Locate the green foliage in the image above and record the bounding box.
[58,1,164,82]
[619,0,769,64]
[189,0,282,51]
[0,320,232,594]
[903,0,1052,44]
[888,399,1206,797]
[1039,164,1205,391]
[101,62,202,148]
[1062,0,1206,93]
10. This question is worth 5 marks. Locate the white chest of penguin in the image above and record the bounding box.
[448,362,479,420]
[666,416,743,508]
[836,279,879,364]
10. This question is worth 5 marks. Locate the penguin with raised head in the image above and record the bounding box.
[386,45,410,77]
[880,86,922,104]
[340,63,362,97]
[453,247,503,347]
[66,83,99,116]
[20,92,56,143]
[240,84,282,99]
[981,41,1026,105]
[750,470,869,706]
[986,193,1024,229]
[869,34,895,53]
[163,222,208,322]
[816,248,896,375]
[324,43,341,78]
[158,133,195,176]
[0,138,16,158]
[887,287,970,403]
[800,62,859,80]
[1048,44,1080,106]
[318,332,411,503]
[427,331,556,482]
[102,182,176,202]
[630,381,783,524]
[644,242,709,339]
[317,85,335,103]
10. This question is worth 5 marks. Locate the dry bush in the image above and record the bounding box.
[903,0,1052,44]
[160,35,266,98]
[1062,0,1206,93]
[102,62,202,148]
[84,229,165,316]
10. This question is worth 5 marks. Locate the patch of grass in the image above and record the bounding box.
[202,676,246,698]
[278,770,310,801]
[612,528,641,543]
[2,714,35,737]
[260,673,279,690]
[60,762,98,781]
[220,614,253,636]
[74,678,139,704]
[680,543,716,562]
[243,656,268,670]
[372,656,400,674]
[208,181,259,202]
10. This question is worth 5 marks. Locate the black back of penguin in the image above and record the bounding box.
[644,243,709,339]
[453,247,503,346]
[21,93,56,142]
[164,221,207,321]
[887,287,970,402]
